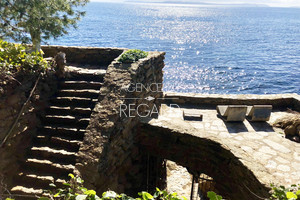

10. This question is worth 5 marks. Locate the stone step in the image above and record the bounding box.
[15,173,55,189]
[44,115,76,124]
[65,70,106,82]
[16,173,67,190]
[23,158,75,177]
[57,89,100,98]
[42,115,90,128]
[46,106,92,118]
[34,135,82,152]
[38,126,85,141]
[50,97,98,108]
[10,185,43,200]
[29,146,78,164]
[60,81,103,90]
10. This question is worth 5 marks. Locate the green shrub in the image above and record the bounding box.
[40,174,101,200]
[0,40,49,75]
[207,191,223,200]
[207,184,300,200]
[38,174,186,200]
[118,49,148,63]
[269,184,300,200]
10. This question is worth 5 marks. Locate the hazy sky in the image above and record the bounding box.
[90,0,300,7]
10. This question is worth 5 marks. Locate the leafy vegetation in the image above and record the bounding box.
[0,40,49,75]
[0,0,88,51]
[206,184,300,200]
[207,191,223,200]
[40,173,101,200]
[4,173,299,200]
[35,174,187,200]
[118,49,148,63]
[269,184,300,200]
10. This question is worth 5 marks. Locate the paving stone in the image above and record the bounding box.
[291,171,300,177]
[212,121,223,126]
[190,122,204,129]
[205,123,210,129]
[275,157,290,164]
[266,160,277,169]
[273,172,284,178]
[277,165,291,172]
[285,178,292,184]
[253,152,272,161]
[241,146,253,153]
[256,132,269,137]
[218,132,231,138]
[293,152,300,161]
[234,136,244,141]
[291,162,300,170]
[218,126,227,131]
[258,146,277,156]
[263,139,291,154]
[243,133,264,140]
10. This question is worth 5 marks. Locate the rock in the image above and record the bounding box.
[285,124,297,136]
[55,52,66,78]
[273,113,300,138]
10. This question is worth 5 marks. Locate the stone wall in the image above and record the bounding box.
[76,51,165,195]
[0,73,58,189]
[42,46,126,66]
[164,92,300,111]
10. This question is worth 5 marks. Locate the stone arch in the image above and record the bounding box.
[136,122,270,200]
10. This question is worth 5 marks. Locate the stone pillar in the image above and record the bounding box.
[191,175,199,200]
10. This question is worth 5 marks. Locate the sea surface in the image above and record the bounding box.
[48,2,300,94]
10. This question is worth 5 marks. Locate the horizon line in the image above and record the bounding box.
[89,0,300,8]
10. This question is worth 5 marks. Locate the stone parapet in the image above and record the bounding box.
[164,92,300,111]
[42,45,126,66]
[76,51,165,195]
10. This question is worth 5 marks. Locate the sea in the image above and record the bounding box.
[48,2,300,94]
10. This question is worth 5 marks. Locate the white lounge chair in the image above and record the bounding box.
[217,105,247,122]
[246,105,272,121]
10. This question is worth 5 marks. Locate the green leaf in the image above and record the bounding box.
[49,183,56,188]
[144,192,153,199]
[286,192,297,199]
[85,190,96,196]
[38,198,51,200]
[76,177,84,184]
[76,195,88,200]
[54,193,60,197]
[139,192,153,200]
[296,190,300,195]
[207,191,222,200]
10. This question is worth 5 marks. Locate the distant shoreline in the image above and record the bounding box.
[125,1,269,7]
[90,0,300,8]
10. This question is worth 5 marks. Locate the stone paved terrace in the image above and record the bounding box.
[138,92,300,198]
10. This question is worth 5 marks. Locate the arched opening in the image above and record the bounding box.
[136,122,269,200]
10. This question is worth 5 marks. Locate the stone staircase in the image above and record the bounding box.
[10,66,106,200]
